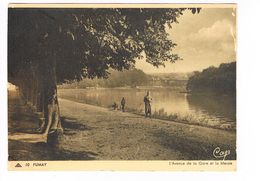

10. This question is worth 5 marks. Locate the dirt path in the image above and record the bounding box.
[8,91,236,160]
[57,98,236,160]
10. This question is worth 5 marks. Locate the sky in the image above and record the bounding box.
[135,8,236,73]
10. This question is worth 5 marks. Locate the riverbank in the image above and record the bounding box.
[8,90,236,160]
[58,88,236,131]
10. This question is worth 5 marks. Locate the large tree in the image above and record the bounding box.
[8,8,199,138]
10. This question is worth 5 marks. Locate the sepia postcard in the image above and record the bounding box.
[8,3,236,171]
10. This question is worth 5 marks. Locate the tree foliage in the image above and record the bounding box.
[8,7,200,135]
[186,62,236,94]
[8,8,200,84]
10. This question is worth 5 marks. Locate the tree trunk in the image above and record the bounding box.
[41,58,63,139]
[34,73,45,132]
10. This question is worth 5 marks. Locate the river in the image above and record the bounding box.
[58,88,236,130]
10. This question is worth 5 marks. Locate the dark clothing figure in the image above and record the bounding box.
[121,97,126,112]
[144,91,152,118]
[112,102,118,110]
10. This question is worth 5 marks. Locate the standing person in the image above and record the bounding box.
[144,91,152,118]
[121,97,126,112]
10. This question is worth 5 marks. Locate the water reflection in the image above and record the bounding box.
[186,93,236,122]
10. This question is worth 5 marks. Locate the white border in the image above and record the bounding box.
[1,0,260,180]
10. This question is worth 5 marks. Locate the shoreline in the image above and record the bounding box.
[57,86,186,91]
[57,95,236,132]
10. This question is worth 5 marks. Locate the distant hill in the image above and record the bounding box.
[148,72,192,81]
[59,68,150,88]
[59,69,192,89]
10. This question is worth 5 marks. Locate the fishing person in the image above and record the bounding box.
[112,102,118,110]
[144,91,152,118]
[121,97,126,112]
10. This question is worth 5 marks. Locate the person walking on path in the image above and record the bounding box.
[121,97,126,112]
[144,91,152,118]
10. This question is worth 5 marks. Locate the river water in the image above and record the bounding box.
[58,88,236,130]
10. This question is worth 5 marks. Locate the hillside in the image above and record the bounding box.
[59,68,191,89]
[186,62,236,94]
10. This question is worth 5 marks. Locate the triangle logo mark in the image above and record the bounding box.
[15,163,22,168]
